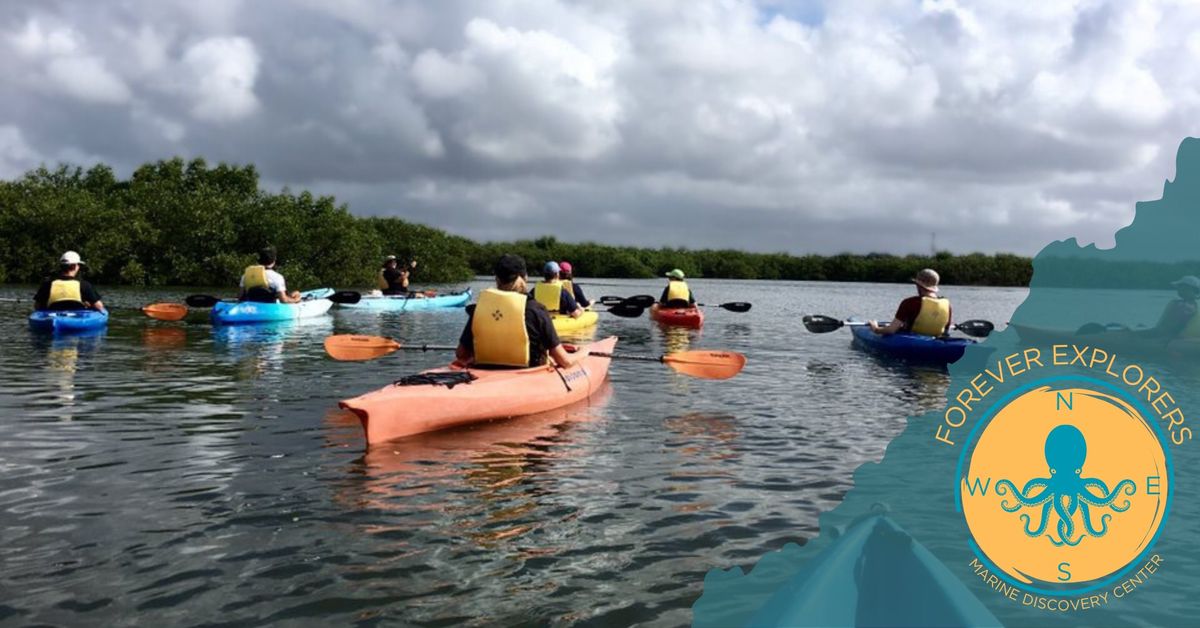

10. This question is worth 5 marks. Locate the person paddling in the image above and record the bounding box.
[558,261,590,308]
[532,261,584,319]
[457,254,575,368]
[659,269,695,308]
[239,246,300,304]
[1142,275,1200,340]
[869,268,952,337]
[33,251,105,312]
[378,255,424,297]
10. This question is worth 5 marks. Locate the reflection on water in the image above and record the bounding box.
[0,281,1027,626]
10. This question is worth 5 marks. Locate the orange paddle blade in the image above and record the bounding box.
[662,350,746,380]
[142,303,189,321]
[324,334,402,361]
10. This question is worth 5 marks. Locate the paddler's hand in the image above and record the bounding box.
[868,320,880,333]
[550,345,575,368]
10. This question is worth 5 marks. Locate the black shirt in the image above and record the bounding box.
[34,274,101,310]
[382,268,408,294]
[460,300,561,367]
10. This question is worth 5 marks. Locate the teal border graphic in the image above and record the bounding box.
[955,374,1175,597]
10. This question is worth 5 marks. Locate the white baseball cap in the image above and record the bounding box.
[1171,276,1200,290]
[59,251,86,266]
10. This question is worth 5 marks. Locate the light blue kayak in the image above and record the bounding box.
[337,289,471,312]
[211,288,334,325]
[746,514,999,627]
[28,309,109,334]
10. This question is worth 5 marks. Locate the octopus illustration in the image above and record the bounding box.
[994,424,1136,546]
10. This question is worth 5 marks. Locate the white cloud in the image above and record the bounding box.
[45,55,131,104]
[0,126,40,179]
[3,0,1200,254]
[181,36,260,122]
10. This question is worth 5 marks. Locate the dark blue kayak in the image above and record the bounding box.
[850,322,972,365]
[28,309,109,334]
[747,514,999,627]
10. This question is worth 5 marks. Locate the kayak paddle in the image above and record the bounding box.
[606,303,648,318]
[698,302,752,312]
[322,334,747,379]
[599,295,657,308]
[586,349,746,379]
[142,303,190,321]
[802,315,995,338]
[324,335,456,361]
[145,290,361,321]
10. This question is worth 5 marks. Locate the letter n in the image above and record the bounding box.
[1056,392,1073,411]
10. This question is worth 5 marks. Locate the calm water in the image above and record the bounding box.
[0,279,1026,626]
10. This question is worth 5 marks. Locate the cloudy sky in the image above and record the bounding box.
[2,0,1198,255]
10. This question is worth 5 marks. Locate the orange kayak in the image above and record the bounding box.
[650,303,704,328]
[339,336,618,445]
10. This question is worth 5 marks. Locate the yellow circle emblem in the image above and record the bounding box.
[958,379,1170,592]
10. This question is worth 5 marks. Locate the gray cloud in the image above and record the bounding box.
[2,0,1197,256]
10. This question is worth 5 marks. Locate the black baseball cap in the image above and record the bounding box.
[494,254,527,283]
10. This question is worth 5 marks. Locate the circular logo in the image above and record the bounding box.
[958,378,1171,594]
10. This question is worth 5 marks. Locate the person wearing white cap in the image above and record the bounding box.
[1144,276,1200,340]
[33,251,105,312]
[377,255,423,297]
[869,268,952,337]
[531,260,583,318]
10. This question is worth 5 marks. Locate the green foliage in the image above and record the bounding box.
[0,158,1041,289]
[468,239,1034,286]
[0,159,475,288]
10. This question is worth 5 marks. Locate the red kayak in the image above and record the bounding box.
[650,304,704,328]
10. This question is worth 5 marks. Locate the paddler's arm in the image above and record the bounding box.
[83,282,105,313]
[456,307,476,365]
[869,319,904,335]
[455,343,473,365]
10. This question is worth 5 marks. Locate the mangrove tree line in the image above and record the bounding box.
[1,158,1034,288]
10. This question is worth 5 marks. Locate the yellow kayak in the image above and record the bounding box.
[552,310,599,333]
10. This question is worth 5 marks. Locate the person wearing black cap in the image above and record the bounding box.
[239,246,301,303]
[457,254,575,368]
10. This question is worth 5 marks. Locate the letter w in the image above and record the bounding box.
[965,477,991,496]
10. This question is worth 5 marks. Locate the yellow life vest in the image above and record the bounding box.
[48,279,83,306]
[1178,308,1200,338]
[911,296,951,336]
[472,289,531,367]
[666,280,690,304]
[242,265,269,290]
[377,269,389,291]
[561,279,574,295]
[534,281,562,312]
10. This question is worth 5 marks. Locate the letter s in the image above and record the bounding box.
[1057,562,1071,581]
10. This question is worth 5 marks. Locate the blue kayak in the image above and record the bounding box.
[211,288,334,325]
[748,514,999,627]
[850,322,972,365]
[28,309,109,334]
[337,289,471,312]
